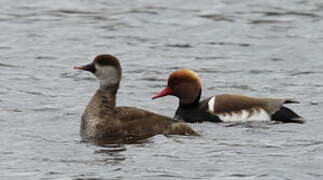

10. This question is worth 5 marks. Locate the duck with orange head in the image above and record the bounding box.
[152,69,304,124]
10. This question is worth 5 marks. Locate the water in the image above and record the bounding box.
[1,0,323,179]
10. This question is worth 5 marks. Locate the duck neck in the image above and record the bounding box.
[94,84,119,113]
[179,89,201,108]
[99,81,119,94]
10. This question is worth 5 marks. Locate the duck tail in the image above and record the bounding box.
[272,106,304,124]
[284,99,300,104]
[170,122,200,136]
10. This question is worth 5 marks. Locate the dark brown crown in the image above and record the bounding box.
[93,54,121,68]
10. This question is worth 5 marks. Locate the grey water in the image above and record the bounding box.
[1,0,323,179]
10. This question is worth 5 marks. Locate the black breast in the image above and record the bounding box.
[175,101,221,123]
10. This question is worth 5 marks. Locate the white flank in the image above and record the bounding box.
[216,108,271,122]
[208,96,216,112]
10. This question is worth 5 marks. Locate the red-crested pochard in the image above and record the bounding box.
[74,55,198,139]
[152,69,304,123]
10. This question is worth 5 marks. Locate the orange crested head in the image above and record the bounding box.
[152,69,202,104]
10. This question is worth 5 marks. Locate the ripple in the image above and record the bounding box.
[19,90,44,96]
[60,72,96,81]
[229,84,255,91]
[141,77,165,82]
[198,14,235,22]
[310,102,319,106]
[223,121,277,128]
[261,11,319,18]
[47,9,100,15]
[165,43,192,48]
[35,56,57,60]
[195,68,241,74]
[95,145,126,154]
[271,58,284,62]
[228,173,253,177]
[0,63,18,67]
[126,9,158,15]
[83,136,152,145]
[73,178,106,180]
[307,172,323,178]
[0,151,14,155]
[284,139,323,148]
[289,71,317,76]
[0,46,11,50]
[194,56,225,60]
[207,41,251,47]
[250,19,291,24]
[30,107,62,112]
[248,70,273,74]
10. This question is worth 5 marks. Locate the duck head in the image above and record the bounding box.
[74,54,122,90]
[152,69,202,104]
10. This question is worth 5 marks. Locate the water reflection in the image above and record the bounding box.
[82,136,151,146]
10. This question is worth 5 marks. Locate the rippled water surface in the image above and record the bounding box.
[1,0,323,179]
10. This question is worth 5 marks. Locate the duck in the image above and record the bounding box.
[74,55,198,139]
[152,69,304,123]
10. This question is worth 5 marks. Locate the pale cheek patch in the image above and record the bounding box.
[216,108,271,122]
[95,65,120,86]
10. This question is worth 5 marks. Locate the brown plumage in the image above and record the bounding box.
[75,55,198,140]
[153,69,304,123]
[210,94,291,115]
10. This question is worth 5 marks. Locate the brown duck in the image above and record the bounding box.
[152,69,304,123]
[74,55,198,139]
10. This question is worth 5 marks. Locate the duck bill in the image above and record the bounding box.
[152,87,173,99]
[73,64,95,73]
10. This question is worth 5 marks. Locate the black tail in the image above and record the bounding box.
[272,106,304,124]
[284,99,300,104]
